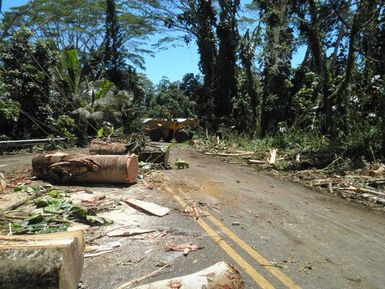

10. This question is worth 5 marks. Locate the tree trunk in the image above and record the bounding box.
[89,141,128,155]
[303,0,332,134]
[32,153,138,184]
[260,0,291,137]
[331,1,375,128]
[89,142,169,166]
[129,262,244,289]
[0,230,84,289]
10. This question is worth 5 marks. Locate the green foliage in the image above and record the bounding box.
[94,80,113,102]
[2,0,158,60]
[57,48,81,97]
[0,28,59,138]
[0,97,20,132]
[54,115,77,144]
[9,187,111,235]
[148,77,196,118]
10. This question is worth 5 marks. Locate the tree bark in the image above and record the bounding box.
[32,153,138,184]
[89,142,169,166]
[89,141,129,155]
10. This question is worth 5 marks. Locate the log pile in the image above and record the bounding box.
[89,141,169,167]
[0,230,85,289]
[32,153,138,184]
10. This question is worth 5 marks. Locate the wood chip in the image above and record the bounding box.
[165,243,203,256]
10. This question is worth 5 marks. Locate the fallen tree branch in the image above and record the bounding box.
[205,152,255,157]
[342,185,385,198]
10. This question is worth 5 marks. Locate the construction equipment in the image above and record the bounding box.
[143,118,198,143]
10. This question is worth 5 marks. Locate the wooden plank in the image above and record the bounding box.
[122,198,169,217]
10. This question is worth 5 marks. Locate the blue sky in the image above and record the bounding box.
[2,0,303,85]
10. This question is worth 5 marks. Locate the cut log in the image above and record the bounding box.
[89,141,128,155]
[89,141,169,166]
[32,153,138,184]
[0,230,85,289]
[139,147,169,166]
[122,198,170,217]
[128,262,244,289]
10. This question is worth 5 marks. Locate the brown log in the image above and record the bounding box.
[32,153,138,184]
[0,230,85,289]
[89,141,169,166]
[139,147,169,166]
[89,141,128,155]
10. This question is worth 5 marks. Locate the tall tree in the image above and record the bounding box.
[2,0,158,68]
[104,0,126,88]
[160,0,218,118]
[239,27,259,129]
[196,0,217,113]
[257,0,293,136]
[292,0,334,134]
[214,0,240,118]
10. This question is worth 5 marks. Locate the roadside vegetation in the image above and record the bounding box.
[0,1,385,206]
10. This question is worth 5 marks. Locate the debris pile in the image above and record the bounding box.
[196,136,385,210]
[89,139,170,168]
[0,185,113,236]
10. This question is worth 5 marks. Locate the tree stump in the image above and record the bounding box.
[0,230,85,289]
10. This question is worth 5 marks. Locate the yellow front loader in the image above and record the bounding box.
[143,118,198,143]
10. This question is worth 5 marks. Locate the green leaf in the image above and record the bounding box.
[28,214,45,225]
[97,127,104,138]
[86,215,112,225]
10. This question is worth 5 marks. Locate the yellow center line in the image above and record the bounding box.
[174,189,302,289]
[206,214,302,289]
[173,195,275,289]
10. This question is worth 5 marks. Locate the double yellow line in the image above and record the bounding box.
[170,189,302,289]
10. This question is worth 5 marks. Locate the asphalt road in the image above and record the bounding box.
[1,146,385,289]
[161,147,385,289]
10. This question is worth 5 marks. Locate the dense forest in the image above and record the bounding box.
[0,0,384,158]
